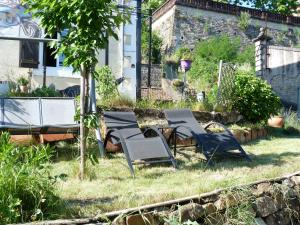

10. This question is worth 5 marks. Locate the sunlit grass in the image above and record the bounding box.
[52,135,300,218]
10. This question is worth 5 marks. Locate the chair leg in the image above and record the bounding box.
[173,131,177,157]
[119,141,135,177]
[238,146,252,161]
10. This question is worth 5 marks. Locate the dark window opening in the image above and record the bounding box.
[19,40,39,68]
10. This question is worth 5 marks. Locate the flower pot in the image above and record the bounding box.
[268,116,284,128]
[180,59,192,71]
[19,85,28,93]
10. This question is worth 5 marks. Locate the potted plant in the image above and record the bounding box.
[174,46,193,71]
[180,51,193,71]
[17,76,29,93]
[268,115,285,128]
[268,108,285,128]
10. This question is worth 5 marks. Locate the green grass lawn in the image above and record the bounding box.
[52,135,300,218]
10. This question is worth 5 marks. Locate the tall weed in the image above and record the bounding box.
[0,133,60,223]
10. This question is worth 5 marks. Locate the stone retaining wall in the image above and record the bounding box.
[16,171,300,225]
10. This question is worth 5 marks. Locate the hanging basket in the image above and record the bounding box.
[180,59,192,71]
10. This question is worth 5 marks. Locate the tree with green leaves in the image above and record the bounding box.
[143,0,299,15]
[23,0,130,179]
[216,0,299,15]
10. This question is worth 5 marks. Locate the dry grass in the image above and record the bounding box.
[51,135,300,218]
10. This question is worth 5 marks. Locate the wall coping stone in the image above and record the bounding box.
[153,0,300,26]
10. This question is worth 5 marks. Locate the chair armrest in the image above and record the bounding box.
[105,128,127,144]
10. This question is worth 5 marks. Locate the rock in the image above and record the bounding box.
[214,193,239,211]
[255,196,277,217]
[254,183,272,197]
[264,210,290,225]
[203,203,217,215]
[288,198,300,212]
[282,178,295,188]
[126,213,159,225]
[255,217,267,225]
[291,176,300,186]
[173,203,205,222]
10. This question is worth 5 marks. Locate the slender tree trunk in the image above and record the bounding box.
[79,66,87,180]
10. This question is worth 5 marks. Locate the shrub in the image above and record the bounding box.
[31,86,61,97]
[238,12,251,31]
[283,108,300,135]
[142,24,163,64]
[174,46,193,62]
[17,76,29,86]
[188,36,255,91]
[232,70,281,122]
[0,133,60,223]
[94,66,119,100]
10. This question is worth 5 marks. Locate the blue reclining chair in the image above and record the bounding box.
[164,109,251,163]
[103,111,177,176]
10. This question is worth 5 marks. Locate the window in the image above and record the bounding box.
[19,40,39,68]
[124,34,132,46]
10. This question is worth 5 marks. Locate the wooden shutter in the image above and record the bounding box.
[19,40,39,68]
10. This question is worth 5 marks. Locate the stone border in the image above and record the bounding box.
[13,171,300,225]
[153,0,300,26]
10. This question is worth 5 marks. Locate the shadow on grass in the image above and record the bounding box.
[174,144,300,172]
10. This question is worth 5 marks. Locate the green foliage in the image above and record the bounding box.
[142,24,163,64]
[0,133,60,223]
[227,0,299,15]
[142,0,166,11]
[31,86,61,97]
[189,36,242,89]
[17,76,29,86]
[94,66,119,100]
[204,84,219,111]
[210,188,256,225]
[237,12,251,31]
[24,0,130,73]
[283,108,300,135]
[187,36,255,111]
[232,70,281,122]
[174,46,193,61]
[164,216,199,225]
[236,45,256,67]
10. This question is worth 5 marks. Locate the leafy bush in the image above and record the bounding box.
[174,46,193,61]
[188,35,255,91]
[0,133,60,223]
[17,76,29,86]
[238,12,251,31]
[232,70,281,122]
[94,66,119,100]
[283,108,300,135]
[142,24,163,64]
[31,86,61,97]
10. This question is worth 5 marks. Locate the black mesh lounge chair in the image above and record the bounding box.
[0,97,79,135]
[164,109,251,163]
[103,111,177,176]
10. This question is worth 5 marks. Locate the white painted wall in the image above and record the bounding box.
[0,0,137,98]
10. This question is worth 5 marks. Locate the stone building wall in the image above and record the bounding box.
[152,0,300,53]
[262,45,300,108]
